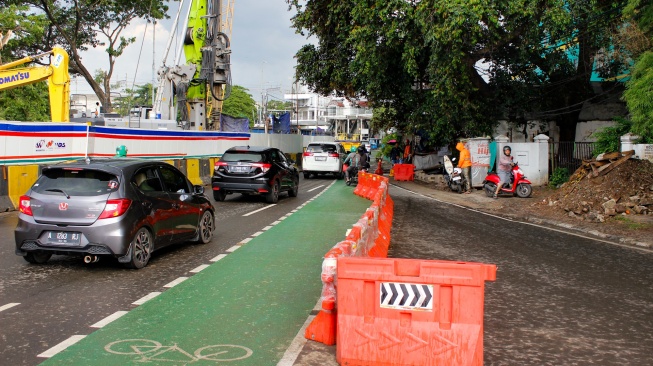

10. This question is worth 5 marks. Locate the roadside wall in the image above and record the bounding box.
[494,134,549,186]
[0,121,335,211]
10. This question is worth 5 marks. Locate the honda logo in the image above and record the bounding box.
[59,203,68,211]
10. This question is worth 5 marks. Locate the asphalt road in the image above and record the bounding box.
[0,176,336,366]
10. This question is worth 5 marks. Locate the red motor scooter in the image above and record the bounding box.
[483,162,533,198]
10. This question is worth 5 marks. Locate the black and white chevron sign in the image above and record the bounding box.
[380,282,433,310]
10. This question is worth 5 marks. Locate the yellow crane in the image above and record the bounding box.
[0,47,70,122]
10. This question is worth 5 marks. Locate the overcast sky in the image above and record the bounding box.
[72,0,310,103]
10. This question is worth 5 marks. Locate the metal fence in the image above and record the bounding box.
[549,141,597,174]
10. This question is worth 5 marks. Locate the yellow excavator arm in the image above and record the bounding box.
[0,47,70,122]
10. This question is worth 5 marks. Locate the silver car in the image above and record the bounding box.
[15,158,215,269]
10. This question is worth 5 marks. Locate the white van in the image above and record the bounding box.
[302,142,346,179]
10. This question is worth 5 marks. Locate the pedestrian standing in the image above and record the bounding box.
[456,141,473,193]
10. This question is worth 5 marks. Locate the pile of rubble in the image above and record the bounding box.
[546,151,653,223]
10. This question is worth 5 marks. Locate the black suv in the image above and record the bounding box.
[211,146,299,203]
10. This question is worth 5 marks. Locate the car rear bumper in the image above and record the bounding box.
[14,214,133,257]
[211,180,272,194]
[302,160,342,173]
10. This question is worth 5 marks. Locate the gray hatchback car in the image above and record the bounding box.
[15,158,215,269]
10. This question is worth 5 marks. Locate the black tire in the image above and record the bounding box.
[516,183,533,198]
[454,183,462,193]
[124,228,152,269]
[484,182,497,197]
[24,252,52,264]
[288,177,299,197]
[346,179,352,186]
[265,180,280,203]
[336,172,344,180]
[303,172,310,179]
[196,210,214,244]
[213,190,226,202]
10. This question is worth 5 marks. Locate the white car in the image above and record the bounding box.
[302,142,346,179]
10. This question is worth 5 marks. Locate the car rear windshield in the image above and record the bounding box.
[307,144,337,153]
[221,152,265,163]
[32,168,120,197]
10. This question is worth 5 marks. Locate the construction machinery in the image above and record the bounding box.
[0,47,70,122]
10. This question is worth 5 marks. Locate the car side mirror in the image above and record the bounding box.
[193,185,205,195]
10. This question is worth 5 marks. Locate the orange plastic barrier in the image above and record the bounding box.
[336,257,497,366]
[393,163,414,181]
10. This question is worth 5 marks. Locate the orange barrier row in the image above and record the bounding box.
[393,163,415,181]
[305,173,394,345]
[337,257,497,365]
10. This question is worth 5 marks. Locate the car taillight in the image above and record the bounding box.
[251,163,272,172]
[19,195,33,216]
[98,199,131,219]
[328,152,339,158]
[303,152,314,157]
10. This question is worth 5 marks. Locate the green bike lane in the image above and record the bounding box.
[41,182,370,366]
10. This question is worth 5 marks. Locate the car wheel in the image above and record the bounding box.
[213,190,226,202]
[24,252,52,264]
[196,210,214,244]
[125,228,152,269]
[265,180,280,203]
[288,176,299,197]
[516,183,532,198]
[484,182,497,197]
[303,172,310,179]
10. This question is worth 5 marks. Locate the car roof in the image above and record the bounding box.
[226,146,274,153]
[43,158,172,175]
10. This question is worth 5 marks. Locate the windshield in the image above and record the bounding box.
[32,168,119,197]
[221,152,264,163]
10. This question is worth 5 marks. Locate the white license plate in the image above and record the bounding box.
[231,166,249,173]
[315,157,327,161]
[47,231,81,245]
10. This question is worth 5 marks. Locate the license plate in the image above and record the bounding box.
[231,166,249,173]
[315,157,327,161]
[452,176,461,181]
[46,231,81,245]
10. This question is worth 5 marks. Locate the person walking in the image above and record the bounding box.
[403,139,411,164]
[494,145,514,198]
[456,141,473,194]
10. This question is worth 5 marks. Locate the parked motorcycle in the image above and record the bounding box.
[443,155,467,193]
[483,162,532,198]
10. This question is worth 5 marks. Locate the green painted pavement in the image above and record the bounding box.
[42,182,371,366]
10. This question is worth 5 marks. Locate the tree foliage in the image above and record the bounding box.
[113,84,155,117]
[287,0,628,145]
[221,85,256,124]
[3,0,169,112]
[0,82,50,121]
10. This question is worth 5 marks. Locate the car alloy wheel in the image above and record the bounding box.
[289,177,299,197]
[196,210,214,244]
[266,180,280,203]
[126,228,152,269]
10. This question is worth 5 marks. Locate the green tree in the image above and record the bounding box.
[267,100,292,111]
[622,0,653,142]
[287,0,627,145]
[0,82,50,121]
[221,85,256,123]
[113,83,155,116]
[4,0,169,112]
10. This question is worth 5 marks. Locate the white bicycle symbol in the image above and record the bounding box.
[105,339,253,363]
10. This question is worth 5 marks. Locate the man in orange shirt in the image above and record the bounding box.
[403,139,411,163]
[456,141,473,193]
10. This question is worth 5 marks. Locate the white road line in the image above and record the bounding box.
[277,299,321,366]
[308,185,325,192]
[262,225,273,231]
[163,277,189,288]
[0,303,20,312]
[190,264,210,273]
[210,254,228,262]
[238,237,252,245]
[242,204,276,217]
[90,311,128,328]
[251,231,264,237]
[132,292,162,306]
[226,245,240,252]
[271,220,281,225]
[38,335,86,358]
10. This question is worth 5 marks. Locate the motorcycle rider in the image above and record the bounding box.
[494,145,515,198]
[344,145,369,183]
[456,141,472,194]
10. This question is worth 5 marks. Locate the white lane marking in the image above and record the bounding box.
[132,292,162,306]
[251,231,264,237]
[190,264,210,273]
[262,226,273,231]
[243,204,276,217]
[210,254,227,262]
[277,299,322,366]
[163,277,189,288]
[38,335,86,358]
[226,245,240,252]
[90,311,128,328]
[271,220,281,225]
[238,237,252,245]
[392,184,653,253]
[278,216,287,221]
[0,303,20,312]
[308,185,325,192]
